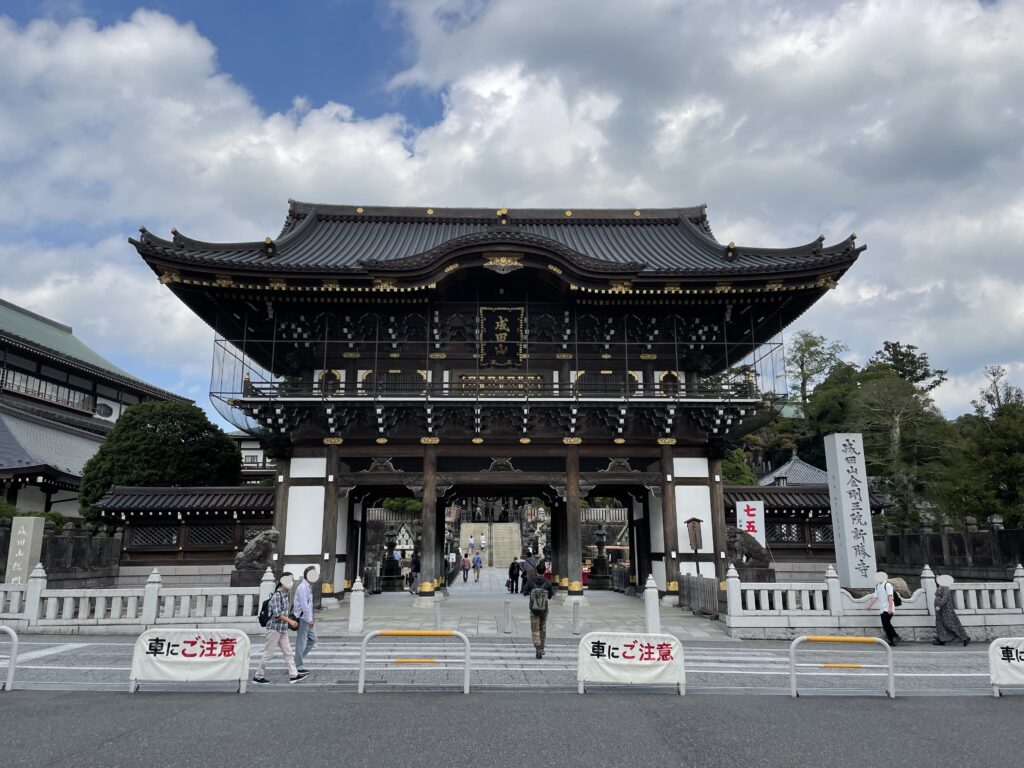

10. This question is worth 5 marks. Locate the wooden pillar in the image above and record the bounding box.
[272,457,290,567]
[637,490,652,585]
[659,445,679,587]
[550,498,564,584]
[321,444,340,590]
[709,455,727,582]
[421,444,438,584]
[566,445,583,584]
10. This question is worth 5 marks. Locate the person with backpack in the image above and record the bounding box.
[865,570,902,646]
[252,572,306,685]
[524,562,554,658]
[472,551,483,582]
[293,566,319,673]
[461,553,471,582]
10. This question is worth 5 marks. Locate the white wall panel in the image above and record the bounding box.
[290,457,327,479]
[284,485,325,555]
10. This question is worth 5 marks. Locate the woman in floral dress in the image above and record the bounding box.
[933,574,970,646]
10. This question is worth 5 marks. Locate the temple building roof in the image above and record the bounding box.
[132,201,863,279]
[0,404,102,485]
[95,485,275,515]
[725,484,888,513]
[758,448,829,486]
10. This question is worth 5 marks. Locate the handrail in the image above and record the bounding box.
[789,635,895,698]
[358,629,471,694]
[1,626,18,692]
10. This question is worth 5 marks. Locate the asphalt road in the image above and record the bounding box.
[1,690,1021,768]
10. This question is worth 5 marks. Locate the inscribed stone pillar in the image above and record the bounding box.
[825,433,876,589]
[565,445,583,584]
[5,516,44,584]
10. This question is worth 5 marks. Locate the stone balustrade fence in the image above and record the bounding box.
[725,562,1024,640]
[0,564,276,634]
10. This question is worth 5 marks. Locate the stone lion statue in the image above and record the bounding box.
[726,524,770,567]
[234,527,280,570]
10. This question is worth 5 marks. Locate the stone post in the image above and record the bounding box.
[141,568,162,625]
[920,564,937,616]
[725,563,742,617]
[825,565,843,617]
[348,577,365,634]
[643,574,661,633]
[1013,564,1024,613]
[23,563,47,625]
[258,567,276,607]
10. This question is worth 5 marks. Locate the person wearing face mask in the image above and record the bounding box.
[293,566,319,673]
[252,573,306,685]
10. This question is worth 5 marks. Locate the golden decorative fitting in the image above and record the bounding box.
[555,352,574,360]
[268,278,287,290]
[214,274,235,288]
[356,207,364,213]
[418,581,435,594]
[609,280,632,293]
[613,437,626,445]
[321,583,335,594]
[639,353,657,360]
[601,353,612,360]
[388,352,400,358]
[342,351,360,359]
[657,437,677,446]
[569,580,583,592]
[420,436,440,445]
[560,577,569,587]
[667,581,679,593]
[714,282,732,293]
[444,263,459,273]
[600,369,614,375]
[633,210,641,217]
[323,437,344,445]
[373,278,398,291]
[519,437,532,445]
[343,580,351,590]
[322,279,340,290]
[564,210,573,217]
[426,208,434,215]
[225,398,236,406]
[563,436,583,445]
[764,280,783,292]
[264,237,273,244]
[482,253,523,275]
[663,283,681,293]
[375,437,389,445]
[158,269,181,285]
[496,208,509,216]
[547,264,563,275]
[472,437,484,444]
[817,273,838,290]
[428,352,447,360]
[500,219,508,225]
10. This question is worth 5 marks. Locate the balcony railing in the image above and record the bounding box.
[1,368,96,414]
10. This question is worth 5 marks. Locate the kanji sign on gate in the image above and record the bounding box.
[130,628,251,693]
[734,500,765,548]
[577,632,684,694]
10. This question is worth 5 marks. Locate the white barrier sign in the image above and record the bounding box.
[734,500,766,548]
[578,632,684,694]
[989,637,1024,693]
[130,628,250,693]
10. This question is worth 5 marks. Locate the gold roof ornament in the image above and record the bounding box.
[816,273,839,290]
[375,437,389,445]
[420,436,440,445]
[657,437,677,445]
[482,253,523,275]
[472,437,484,444]
[563,436,583,445]
[323,437,344,445]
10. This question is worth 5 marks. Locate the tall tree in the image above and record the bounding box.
[79,401,241,521]
[867,341,947,392]
[785,330,849,403]
[721,447,758,484]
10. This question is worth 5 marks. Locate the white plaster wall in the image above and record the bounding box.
[284,485,325,556]
[14,485,48,512]
[672,457,709,478]
[675,484,714,554]
[290,457,327,479]
[648,493,664,552]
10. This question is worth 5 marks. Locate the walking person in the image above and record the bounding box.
[461,553,471,582]
[480,532,487,551]
[410,551,421,594]
[508,557,520,594]
[523,561,555,658]
[472,551,483,582]
[252,572,306,685]
[293,566,319,673]
[865,570,902,646]
[933,574,970,646]
[468,534,475,554]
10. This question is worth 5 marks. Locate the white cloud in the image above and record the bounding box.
[1,1,1024,419]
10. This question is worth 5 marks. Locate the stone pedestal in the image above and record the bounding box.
[229,569,266,588]
[735,566,774,583]
[587,556,613,590]
[379,557,406,592]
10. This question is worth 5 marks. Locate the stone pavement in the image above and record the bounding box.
[321,566,733,641]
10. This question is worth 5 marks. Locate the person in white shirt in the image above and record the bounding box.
[865,570,901,646]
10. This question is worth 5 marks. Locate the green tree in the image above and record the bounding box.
[867,341,947,392]
[786,330,848,403]
[0,499,67,529]
[79,401,241,521]
[721,447,757,484]
[383,498,423,515]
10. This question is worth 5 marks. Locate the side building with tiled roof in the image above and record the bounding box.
[0,298,185,516]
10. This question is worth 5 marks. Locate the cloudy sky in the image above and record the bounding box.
[1,0,1022,419]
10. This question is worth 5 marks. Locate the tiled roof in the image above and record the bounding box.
[758,449,829,486]
[0,410,102,481]
[95,485,275,513]
[725,484,887,512]
[132,201,863,277]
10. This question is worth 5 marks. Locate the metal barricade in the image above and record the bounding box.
[357,629,472,694]
[789,635,895,698]
[1,626,17,692]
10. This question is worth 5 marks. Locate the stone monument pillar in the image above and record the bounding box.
[5,516,44,584]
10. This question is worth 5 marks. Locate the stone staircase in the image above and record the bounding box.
[459,522,522,567]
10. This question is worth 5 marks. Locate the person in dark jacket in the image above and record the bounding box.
[508,557,521,594]
[523,564,554,659]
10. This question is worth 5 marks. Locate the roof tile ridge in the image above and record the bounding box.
[0,298,73,334]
